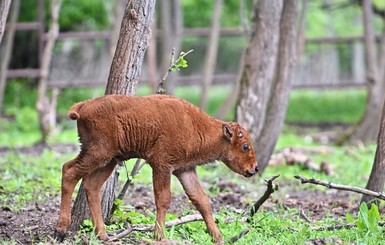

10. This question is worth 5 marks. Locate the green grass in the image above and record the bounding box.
[286,88,366,124]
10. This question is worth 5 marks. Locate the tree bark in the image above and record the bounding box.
[343,0,385,143]
[35,0,62,143]
[199,0,223,110]
[0,0,18,115]
[361,98,385,204]
[236,0,298,174]
[70,0,156,232]
[0,0,11,44]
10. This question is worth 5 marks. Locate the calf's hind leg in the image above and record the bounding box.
[55,153,108,241]
[83,158,118,240]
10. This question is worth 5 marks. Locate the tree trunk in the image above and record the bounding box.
[36,0,62,144]
[159,0,183,94]
[361,99,385,204]
[342,0,385,144]
[70,0,156,232]
[0,0,18,115]
[0,0,11,44]
[199,0,223,110]
[236,0,298,174]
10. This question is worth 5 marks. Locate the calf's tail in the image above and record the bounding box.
[68,102,85,120]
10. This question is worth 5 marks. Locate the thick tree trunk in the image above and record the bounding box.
[0,0,11,44]
[0,0,18,115]
[199,0,223,110]
[36,0,62,143]
[361,99,385,204]
[236,0,282,141]
[236,0,298,174]
[254,0,298,173]
[70,0,156,232]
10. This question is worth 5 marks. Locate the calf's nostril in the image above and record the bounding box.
[255,166,259,173]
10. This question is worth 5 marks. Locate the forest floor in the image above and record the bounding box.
[0,125,365,244]
[0,143,359,244]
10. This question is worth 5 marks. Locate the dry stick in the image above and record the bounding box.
[248,174,280,220]
[229,174,280,244]
[312,221,385,231]
[110,214,203,241]
[294,175,385,201]
[156,48,194,94]
[108,159,146,221]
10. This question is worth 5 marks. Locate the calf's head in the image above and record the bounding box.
[221,123,258,178]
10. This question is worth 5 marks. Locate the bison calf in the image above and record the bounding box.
[55,94,258,243]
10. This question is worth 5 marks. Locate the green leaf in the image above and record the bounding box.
[345,213,355,223]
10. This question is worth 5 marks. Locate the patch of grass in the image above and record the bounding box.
[286,88,366,124]
[0,150,71,210]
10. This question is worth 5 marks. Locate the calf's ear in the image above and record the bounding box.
[222,124,234,142]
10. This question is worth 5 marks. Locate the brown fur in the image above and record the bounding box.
[55,94,258,243]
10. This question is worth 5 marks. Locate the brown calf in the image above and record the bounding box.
[54,94,258,243]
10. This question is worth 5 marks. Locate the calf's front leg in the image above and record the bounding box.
[152,168,172,240]
[174,167,223,244]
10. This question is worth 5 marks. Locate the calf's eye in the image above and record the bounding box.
[242,143,250,152]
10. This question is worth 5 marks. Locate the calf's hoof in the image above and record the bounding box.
[98,233,110,241]
[53,230,66,242]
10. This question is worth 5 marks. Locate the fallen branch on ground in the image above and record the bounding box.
[311,221,385,231]
[294,175,385,201]
[228,174,280,244]
[110,214,203,241]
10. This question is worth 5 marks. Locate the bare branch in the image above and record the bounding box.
[156,49,194,94]
[228,228,250,244]
[108,159,146,221]
[110,214,203,241]
[312,221,385,231]
[300,209,312,223]
[248,174,280,220]
[294,175,385,200]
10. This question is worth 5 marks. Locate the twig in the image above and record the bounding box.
[248,174,280,220]
[156,49,194,94]
[299,209,312,223]
[228,228,250,244]
[110,214,203,241]
[294,175,385,201]
[109,159,146,221]
[228,175,280,244]
[312,221,385,231]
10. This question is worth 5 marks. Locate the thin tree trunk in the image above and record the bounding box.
[199,0,223,110]
[0,0,18,115]
[361,5,385,203]
[147,17,158,91]
[159,0,182,95]
[0,0,11,44]
[361,99,385,204]
[36,0,62,144]
[254,0,298,173]
[214,0,249,120]
[70,0,156,232]
[341,0,385,144]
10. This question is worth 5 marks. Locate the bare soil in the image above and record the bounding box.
[0,142,359,244]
